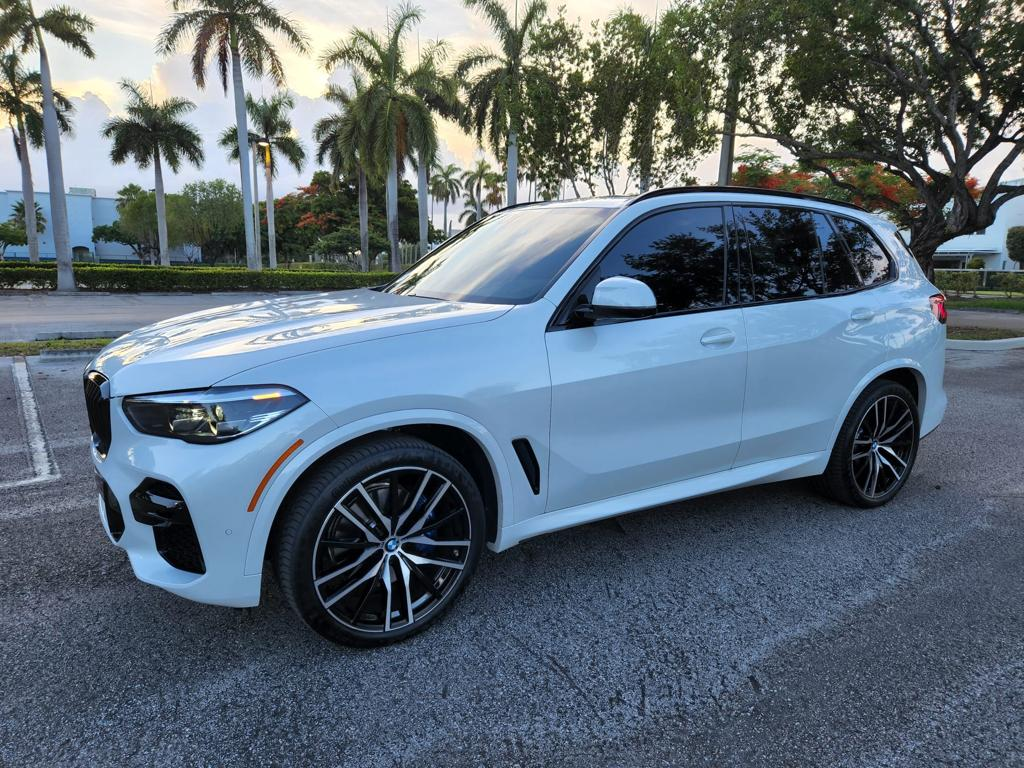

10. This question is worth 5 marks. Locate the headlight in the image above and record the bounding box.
[123,386,307,444]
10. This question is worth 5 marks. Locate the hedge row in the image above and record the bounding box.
[0,265,395,292]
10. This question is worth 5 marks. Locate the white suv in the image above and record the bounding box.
[85,188,947,645]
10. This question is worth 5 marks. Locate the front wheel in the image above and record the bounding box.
[274,435,485,646]
[816,380,920,507]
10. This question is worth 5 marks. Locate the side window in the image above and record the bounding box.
[830,216,892,286]
[811,212,862,293]
[735,206,824,300]
[590,207,729,314]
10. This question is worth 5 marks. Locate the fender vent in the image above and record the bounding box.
[512,438,541,495]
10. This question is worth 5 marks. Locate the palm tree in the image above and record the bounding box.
[158,0,308,272]
[218,92,303,268]
[410,48,459,256]
[458,188,482,227]
[102,80,203,266]
[11,199,44,231]
[0,2,94,290]
[456,0,545,208]
[314,75,373,271]
[0,51,70,262]
[461,158,492,222]
[321,3,443,272]
[430,162,462,237]
[483,170,504,210]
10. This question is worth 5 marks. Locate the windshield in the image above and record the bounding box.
[384,206,614,304]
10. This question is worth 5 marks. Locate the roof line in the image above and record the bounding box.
[627,185,869,213]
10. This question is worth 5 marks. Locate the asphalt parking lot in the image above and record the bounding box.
[1,349,1022,767]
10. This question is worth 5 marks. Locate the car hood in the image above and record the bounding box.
[90,289,510,396]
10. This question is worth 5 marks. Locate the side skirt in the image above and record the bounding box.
[491,451,827,551]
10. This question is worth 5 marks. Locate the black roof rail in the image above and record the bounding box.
[627,185,869,213]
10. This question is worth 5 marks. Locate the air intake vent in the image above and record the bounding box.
[512,438,541,495]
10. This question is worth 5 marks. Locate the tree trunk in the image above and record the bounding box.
[717,61,740,186]
[37,37,73,290]
[387,143,399,272]
[251,144,262,266]
[442,197,448,238]
[265,157,277,269]
[153,148,170,266]
[15,118,39,262]
[506,129,518,207]
[475,180,482,221]
[358,165,369,272]
[417,152,429,256]
[231,49,258,270]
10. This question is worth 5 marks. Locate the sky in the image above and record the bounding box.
[3,0,1022,225]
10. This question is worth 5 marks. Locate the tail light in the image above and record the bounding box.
[930,293,947,324]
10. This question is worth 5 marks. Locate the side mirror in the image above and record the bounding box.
[575,276,657,323]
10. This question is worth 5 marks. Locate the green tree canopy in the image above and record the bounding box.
[711,0,1024,271]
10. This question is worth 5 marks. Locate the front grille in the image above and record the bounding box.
[83,371,111,456]
[129,479,206,575]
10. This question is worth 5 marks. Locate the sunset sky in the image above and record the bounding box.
[3,0,1021,219]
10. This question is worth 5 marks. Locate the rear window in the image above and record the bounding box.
[812,213,862,293]
[734,206,824,301]
[385,206,613,304]
[830,216,893,286]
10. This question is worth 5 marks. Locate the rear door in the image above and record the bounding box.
[545,206,748,512]
[732,205,889,466]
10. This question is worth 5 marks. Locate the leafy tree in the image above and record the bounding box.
[93,221,149,262]
[314,75,374,270]
[321,2,446,271]
[274,171,420,265]
[102,79,203,266]
[178,179,244,263]
[730,148,965,229]
[965,256,986,270]
[520,9,591,199]
[218,91,304,268]
[0,51,71,261]
[113,184,188,262]
[586,8,715,194]
[11,199,45,232]
[457,0,545,207]
[1006,227,1024,268]
[720,0,1024,274]
[0,1,94,289]
[430,163,462,236]
[458,188,482,226]
[158,0,309,271]
[0,218,26,258]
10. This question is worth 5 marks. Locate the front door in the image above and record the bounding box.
[545,206,748,512]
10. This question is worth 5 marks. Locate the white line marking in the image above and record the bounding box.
[0,359,60,490]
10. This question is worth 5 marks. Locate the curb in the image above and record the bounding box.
[947,337,1024,351]
[37,349,102,361]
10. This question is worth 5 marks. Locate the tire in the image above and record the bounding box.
[815,380,920,508]
[273,434,485,646]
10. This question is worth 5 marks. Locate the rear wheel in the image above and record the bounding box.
[274,435,484,646]
[816,380,920,507]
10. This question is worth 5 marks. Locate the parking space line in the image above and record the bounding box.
[0,358,60,490]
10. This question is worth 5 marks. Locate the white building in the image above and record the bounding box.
[0,187,196,262]
[934,178,1024,270]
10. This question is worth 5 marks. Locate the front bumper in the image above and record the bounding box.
[93,394,332,607]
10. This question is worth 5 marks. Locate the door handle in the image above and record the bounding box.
[700,328,736,347]
[850,308,875,322]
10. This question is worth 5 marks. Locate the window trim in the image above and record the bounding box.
[547,203,736,331]
[728,203,899,309]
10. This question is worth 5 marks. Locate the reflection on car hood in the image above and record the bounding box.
[90,289,510,396]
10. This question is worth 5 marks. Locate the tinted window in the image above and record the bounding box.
[831,216,892,285]
[736,206,823,300]
[588,207,729,314]
[812,213,862,293]
[386,206,612,304]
